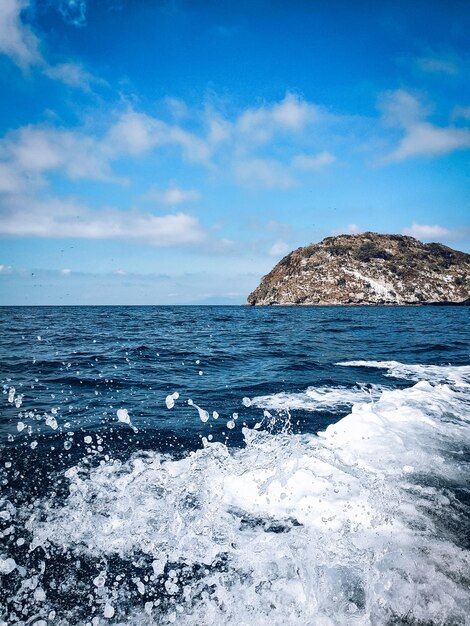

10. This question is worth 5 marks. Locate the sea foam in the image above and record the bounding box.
[2,362,468,625]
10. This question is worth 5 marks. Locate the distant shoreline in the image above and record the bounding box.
[0,301,469,308]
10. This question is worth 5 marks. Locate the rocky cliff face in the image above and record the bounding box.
[247,233,470,305]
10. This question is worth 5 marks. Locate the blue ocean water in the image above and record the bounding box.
[1,306,469,625]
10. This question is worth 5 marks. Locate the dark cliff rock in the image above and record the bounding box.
[247,233,470,306]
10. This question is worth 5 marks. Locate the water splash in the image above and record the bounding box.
[1,363,469,624]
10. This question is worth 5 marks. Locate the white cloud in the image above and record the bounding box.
[0,93,338,194]
[452,106,470,121]
[0,197,207,246]
[292,151,335,170]
[105,109,212,163]
[0,0,106,97]
[206,114,232,147]
[270,94,318,129]
[379,90,470,162]
[60,268,72,275]
[1,125,114,184]
[0,110,210,191]
[416,56,459,75]
[401,222,469,242]
[0,264,13,274]
[331,223,364,235]
[59,0,87,27]
[165,97,190,120]
[168,126,213,163]
[0,0,42,68]
[0,162,26,193]
[44,62,100,90]
[388,123,470,161]
[236,93,323,145]
[0,0,101,89]
[379,89,427,127]
[106,110,163,156]
[235,158,296,189]
[345,223,363,234]
[144,185,201,205]
[269,240,290,257]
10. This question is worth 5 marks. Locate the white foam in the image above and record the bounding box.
[338,360,470,386]
[44,414,58,430]
[17,369,470,625]
[165,392,180,409]
[116,408,131,424]
[187,398,209,423]
[0,556,16,575]
[116,407,138,432]
[253,384,384,412]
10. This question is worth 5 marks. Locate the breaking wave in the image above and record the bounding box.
[337,360,470,386]
[1,362,470,625]
[252,384,386,412]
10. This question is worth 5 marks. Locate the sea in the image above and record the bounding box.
[1,305,469,626]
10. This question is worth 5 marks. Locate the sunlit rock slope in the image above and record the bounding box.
[247,233,470,305]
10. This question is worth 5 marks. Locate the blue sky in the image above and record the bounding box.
[0,0,469,304]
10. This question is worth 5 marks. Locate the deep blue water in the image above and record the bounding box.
[1,306,469,447]
[1,306,469,625]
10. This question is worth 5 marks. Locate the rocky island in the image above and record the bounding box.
[247,233,470,305]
